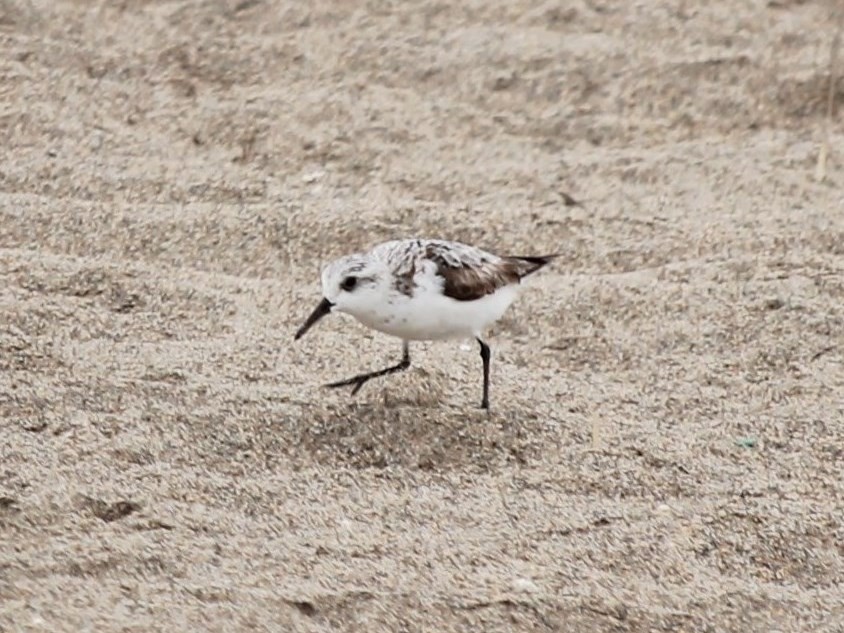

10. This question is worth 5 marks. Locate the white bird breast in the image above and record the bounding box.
[349,282,521,341]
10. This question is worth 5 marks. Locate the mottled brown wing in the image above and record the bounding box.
[436,261,522,301]
[424,241,552,301]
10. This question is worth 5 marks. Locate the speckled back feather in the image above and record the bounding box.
[370,239,557,302]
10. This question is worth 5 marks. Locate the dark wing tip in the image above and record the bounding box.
[509,254,561,277]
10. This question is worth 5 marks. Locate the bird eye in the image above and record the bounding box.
[340,276,358,292]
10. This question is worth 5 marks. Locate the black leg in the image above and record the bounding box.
[477,337,491,409]
[326,342,411,396]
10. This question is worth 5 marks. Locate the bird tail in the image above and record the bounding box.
[509,254,561,277]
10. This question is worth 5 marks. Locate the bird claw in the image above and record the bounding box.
[325,376,370,396]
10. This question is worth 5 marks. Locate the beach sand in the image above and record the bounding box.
[1,1,843,630]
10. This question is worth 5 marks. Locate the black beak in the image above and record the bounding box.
[294,297,333,340]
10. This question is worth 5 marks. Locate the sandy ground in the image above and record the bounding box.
[1,0,843,631]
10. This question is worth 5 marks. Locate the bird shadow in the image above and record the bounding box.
[283,400,556,472]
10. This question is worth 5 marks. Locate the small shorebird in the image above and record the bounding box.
[294,238,558,409]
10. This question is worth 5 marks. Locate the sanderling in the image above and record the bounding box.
[294,238,558,409]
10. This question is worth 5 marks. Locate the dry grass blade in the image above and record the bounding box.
[816,4,843,182]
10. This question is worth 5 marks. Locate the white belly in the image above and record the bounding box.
[354,286,520,341]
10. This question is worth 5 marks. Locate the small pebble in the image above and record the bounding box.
[511,577,539,593]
